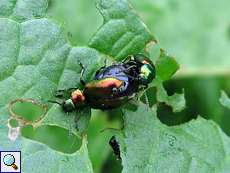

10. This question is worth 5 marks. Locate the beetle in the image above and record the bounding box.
[123,54,156,87]
[49,54,155,112]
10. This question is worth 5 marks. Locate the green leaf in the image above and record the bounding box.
[143,48,184,113]
[0,0,103,172]
[156,82,186,112]
[0,16,101,128]
[0,0,48,22]
[121,103,230,173]
[3,1,229,173]
[220,91,230,110]
[47,0,102,46]
[0,127,93,173]
[48,0,230,74]
[87,111,121,173]
[88,0,155,60]
[1,0,160,172]
[156,49,179,81]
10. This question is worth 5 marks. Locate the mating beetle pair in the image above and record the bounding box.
[49,54,155,112]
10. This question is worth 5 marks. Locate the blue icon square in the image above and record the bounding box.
[0,151,21,173]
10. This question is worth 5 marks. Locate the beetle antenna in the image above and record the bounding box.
[78,61,86,86]
[144,92,150,110]
[115,65,136,74]
[48,100,62,105]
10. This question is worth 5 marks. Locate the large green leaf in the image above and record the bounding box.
[0,0,164,172]
[156,82,185,113]
[1,0,229,173]
[120,103,230,173]
[156,49,179,81]
[47,0,102,46]
[0,16,101,127]
[0,0,102,172]
[0,127,93,173]
[88,0,155,60]
[49,0,230,73]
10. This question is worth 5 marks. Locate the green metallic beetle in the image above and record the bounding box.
[50,54,156,112]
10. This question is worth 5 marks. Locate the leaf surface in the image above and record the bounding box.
[89,0,155,60]
[0,1,100,172]
[120,103,230,173]
[220,91,230,110]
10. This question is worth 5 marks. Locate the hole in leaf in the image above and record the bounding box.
[140,87,157,107]
[157,103,190,126]
[9,119,19,128]
[21,125,82,154]
[9,99,47,123]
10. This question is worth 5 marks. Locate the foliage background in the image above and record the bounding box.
[47,0,230,172]
[0,0,229,173]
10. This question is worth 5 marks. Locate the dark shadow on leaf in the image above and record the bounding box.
[157,103,194,126]
[21,125,82,154]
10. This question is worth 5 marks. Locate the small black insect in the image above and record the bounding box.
[109,136,121,160]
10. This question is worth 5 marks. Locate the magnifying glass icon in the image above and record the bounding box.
[3,154,18,170]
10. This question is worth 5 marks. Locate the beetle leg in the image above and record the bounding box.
[95,58,107,76]
[103,58,107,67]
[95,67,104,76]
[125,65,136,70]
[66,87,78,93]
[137,84,148,92]
[144,92,150,109]
[99,58,107,71]
[122,55,134,63]
[55,90,65,98]
[79,62,86,86]
[48,100,63,105]
[135,94,140,101]
[115,65,136,75]
[55,87,77,98]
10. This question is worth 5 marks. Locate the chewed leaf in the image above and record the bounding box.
[130,0,230,72]
[0,0,102,171]
[0,17,101,132]
[21,124,82,153]
[121,103,230,173]
[156,82,186,112]
[220,91,230,110]
[89,0,155,60]
[1,0,229,173]
[0,127,93,173]
[156,50,179,81]
[8,98,47,125]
